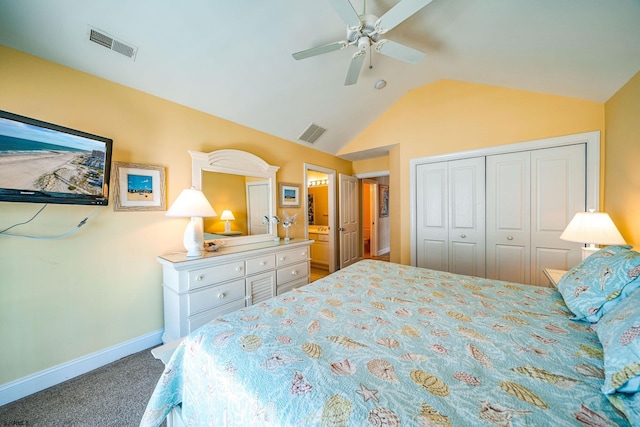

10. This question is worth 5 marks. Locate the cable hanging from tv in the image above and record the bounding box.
[0,204,101,240]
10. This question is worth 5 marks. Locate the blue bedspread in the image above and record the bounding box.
[141,260,629,426]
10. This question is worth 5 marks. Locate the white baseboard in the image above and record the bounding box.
[0,329,163,407]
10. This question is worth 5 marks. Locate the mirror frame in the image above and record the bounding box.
[190,149,280,247]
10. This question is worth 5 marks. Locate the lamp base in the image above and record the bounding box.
[581,244,599,260]
[183,217,204,257]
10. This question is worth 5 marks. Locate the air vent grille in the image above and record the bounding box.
[298,123,327,144]
[87,26,138,60]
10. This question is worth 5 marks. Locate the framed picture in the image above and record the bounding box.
[379,184,389,218]
[112,162,166,211]
[279,182,300,208]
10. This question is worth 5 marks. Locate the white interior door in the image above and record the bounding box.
[339,174,359,269]
[449,157,485,277]
[246,180,269,235]
[530,144,585,285]
[486,151,531,284]
[415,158,485,276]
[416,162,449,271]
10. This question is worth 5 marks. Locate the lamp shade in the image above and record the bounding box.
[560,211,625,245]
[166,188,217,218]
[220,210,235,221]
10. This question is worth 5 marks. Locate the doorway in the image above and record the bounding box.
[362,179,378,258]
[358,174,391,261]
[304,164,337,281]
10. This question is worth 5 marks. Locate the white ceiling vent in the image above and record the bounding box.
[298,123,326,144]
[87,26,138,61]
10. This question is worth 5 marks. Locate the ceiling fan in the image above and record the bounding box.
[292,0,434,86]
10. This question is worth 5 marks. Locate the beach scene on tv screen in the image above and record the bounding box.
[0,117,107,196]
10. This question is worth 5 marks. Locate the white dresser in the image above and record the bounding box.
[159,239,312,343]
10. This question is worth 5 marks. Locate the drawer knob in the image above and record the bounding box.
[291,270,298,276]
[260,261,266,266]
[280,257,285,261]
[461,234,467,239]
[196,275,204,281]
[218,293,225,299]
[236,266,243,272]
[507,236,514,241]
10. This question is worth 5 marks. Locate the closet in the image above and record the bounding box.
[415,157,485,277]
[412,133,595,286]
[485,144,585,285]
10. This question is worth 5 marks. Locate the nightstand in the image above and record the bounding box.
[543,268,568,289]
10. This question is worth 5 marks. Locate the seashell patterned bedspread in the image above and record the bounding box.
[141,260,629,426]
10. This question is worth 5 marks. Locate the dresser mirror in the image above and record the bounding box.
[190,149,280,247]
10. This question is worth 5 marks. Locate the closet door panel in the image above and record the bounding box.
[449,157,485,277]
[416,162,448,270]
[531,144,585,285]
[492,244,527,284]
[486,152,531,283]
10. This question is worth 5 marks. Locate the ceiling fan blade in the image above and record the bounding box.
[345,50,366,86]
[327,0,362,29]
[377,0,433,33]
[293,40,348,60]
[375,39,425,64]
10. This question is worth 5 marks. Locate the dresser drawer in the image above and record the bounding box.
[188,279,245,315]
[188,298,246,332]
[245,254,275,275]
[276,247,310,267]
[187,261,245,290]
[277,261,309,285]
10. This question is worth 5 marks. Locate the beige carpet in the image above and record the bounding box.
[0,347,166,427]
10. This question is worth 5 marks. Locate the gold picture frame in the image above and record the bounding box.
[112,162,166,211]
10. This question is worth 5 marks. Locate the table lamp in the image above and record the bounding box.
[560,210,626,260]
[166,188,217,257]
[220,210,235,233]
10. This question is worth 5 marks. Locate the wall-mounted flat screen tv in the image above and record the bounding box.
[0,110,113,206]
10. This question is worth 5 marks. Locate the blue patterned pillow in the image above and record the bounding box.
[557,245,640,322]
[596,288,640,424]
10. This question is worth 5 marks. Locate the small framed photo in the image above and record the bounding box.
[112,162,166,211]
[379,184,389,218]
[279,182,300,208]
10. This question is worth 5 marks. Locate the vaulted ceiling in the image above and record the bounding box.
[1,0,639,160]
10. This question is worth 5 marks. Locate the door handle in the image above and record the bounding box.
[338,227,346,232]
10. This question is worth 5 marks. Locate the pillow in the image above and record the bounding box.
[557,245,640,322]
[596,288,640,424]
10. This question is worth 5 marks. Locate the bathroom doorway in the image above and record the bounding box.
[304,164,336,280]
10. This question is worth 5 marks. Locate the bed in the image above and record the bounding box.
[141,249,640,426]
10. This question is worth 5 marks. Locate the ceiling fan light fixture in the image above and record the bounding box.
[357,36,371,51]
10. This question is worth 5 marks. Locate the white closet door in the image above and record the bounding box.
[449,157,485,277]
[531,144,585,285]
[416,162,448,271]
[486,151,531,284]
[416,158,485,276]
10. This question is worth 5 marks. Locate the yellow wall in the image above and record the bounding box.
[0,47,352,384]
[340,80,605,264]
[352,156,389,175]
[604,71,640,249]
